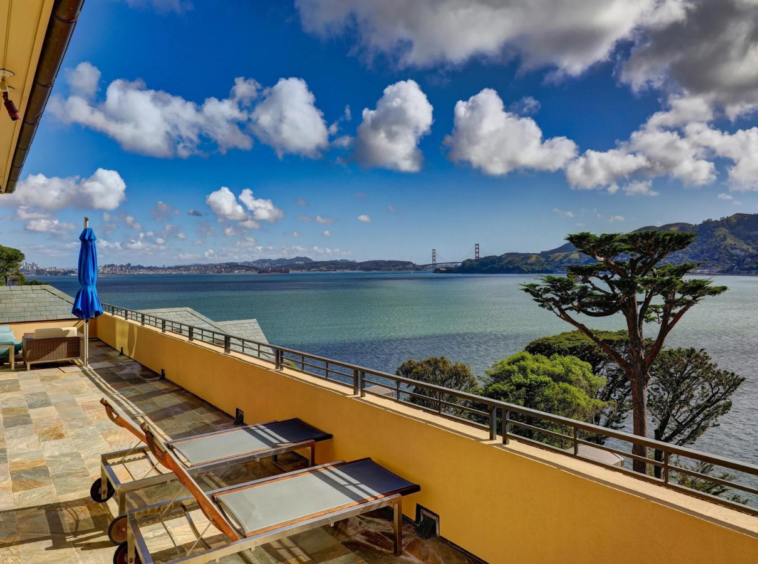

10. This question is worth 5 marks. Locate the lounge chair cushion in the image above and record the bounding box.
[171,419,329,466]
[0,331,22,357]
[33,327,78,339]
[216,459,417,535]
[0,325,9,332]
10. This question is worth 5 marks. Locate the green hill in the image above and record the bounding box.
[443,213,758,275]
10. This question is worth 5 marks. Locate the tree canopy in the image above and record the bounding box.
[396,356,479,415]
[0,245,25,286]
[482,352,606,435]
[649,348,744,447]
[522,231,727,472]
[522,232,726,375]
[526,331,633,433]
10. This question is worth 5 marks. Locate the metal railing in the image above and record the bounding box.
[101,302,758,516]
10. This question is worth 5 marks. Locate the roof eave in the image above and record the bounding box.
[3,0,86,194]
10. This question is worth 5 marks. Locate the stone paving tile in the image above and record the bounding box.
[0,339,474,564]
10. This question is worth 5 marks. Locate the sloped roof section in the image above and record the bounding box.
[0,284,75,323]
[138,307,222,334]
[138,307,271,357]
[215,319,269,345]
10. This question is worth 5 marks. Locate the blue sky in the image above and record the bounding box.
[5,0,758,266]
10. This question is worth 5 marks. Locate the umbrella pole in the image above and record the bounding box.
[83,216,90,369]
[84,319,89,368]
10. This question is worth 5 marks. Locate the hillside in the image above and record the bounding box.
[442,213,758,275]
[91,258,417,275]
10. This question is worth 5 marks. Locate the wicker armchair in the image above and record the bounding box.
[23,332,82,371]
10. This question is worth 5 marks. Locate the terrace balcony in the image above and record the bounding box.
[1,306,758,564]
[0,340,475,564]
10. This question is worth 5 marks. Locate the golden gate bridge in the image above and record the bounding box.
[418,243,483,269]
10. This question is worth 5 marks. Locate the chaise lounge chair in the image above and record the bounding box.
[113,422,420,564]
[94,398,332,544]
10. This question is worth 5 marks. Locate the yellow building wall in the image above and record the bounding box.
[97,313,758,564]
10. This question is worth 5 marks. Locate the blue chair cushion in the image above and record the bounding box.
[0,325,9,332]
[0,331,21,358]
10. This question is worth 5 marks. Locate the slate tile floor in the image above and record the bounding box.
[0,339,475,564]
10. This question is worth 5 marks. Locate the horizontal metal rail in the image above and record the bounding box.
[101,302,758,515]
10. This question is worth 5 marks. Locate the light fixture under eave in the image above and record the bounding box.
[0,69,19,121]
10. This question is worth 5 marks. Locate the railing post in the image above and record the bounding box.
[502,409,509,445]
[224,335,231,354]
[353,369,359,395]
[396,380,400,400]
[573,427,579,456]
[489,405,497,441]
[663,451,670,484]
[161,319,166,333]
[188,327,193,342]
[275,349,282,370]
[140,313,145,326]
[123,309,128,320]
[359,371,365,397]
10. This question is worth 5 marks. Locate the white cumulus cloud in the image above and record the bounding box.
[8,169,126,211]
[51,64,256,158]
[621,0,758,111]
[206,187,284,228]
[445,88,577,175]
[357,214,371,222]
[206,187,247,221]
[239,189,285,223]
[355,80,433,172]
[65,61,100,98]
[250,78,329,158]
[295,0,674,76]
[565,95,717,190]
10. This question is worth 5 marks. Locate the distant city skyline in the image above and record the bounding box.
[3,0,758,267]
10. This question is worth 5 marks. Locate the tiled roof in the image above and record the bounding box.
[138,307,222,334]
[215,319,269,344]
[137,307,270,355]
[0,285,76,323]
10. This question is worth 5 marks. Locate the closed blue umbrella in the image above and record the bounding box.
[72,218,103,366]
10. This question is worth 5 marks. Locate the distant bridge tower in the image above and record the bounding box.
[475,243,480,259]
[432,249,437,267]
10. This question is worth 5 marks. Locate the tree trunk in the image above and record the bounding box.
[630,374,648,474]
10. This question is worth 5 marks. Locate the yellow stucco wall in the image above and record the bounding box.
[97,313,758,564]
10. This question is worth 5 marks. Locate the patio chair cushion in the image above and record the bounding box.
[33,327,78,339]
[0,331,22,357]
[171,419,329,466]
[216,459,417,535]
